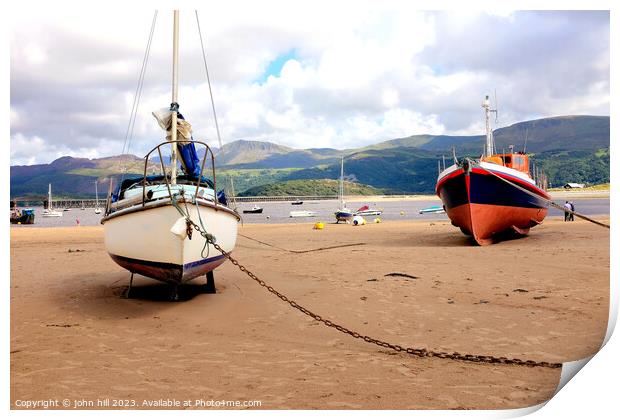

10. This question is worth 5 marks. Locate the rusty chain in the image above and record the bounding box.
[184,213,562,370]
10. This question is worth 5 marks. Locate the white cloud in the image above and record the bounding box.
[9,8,609,165]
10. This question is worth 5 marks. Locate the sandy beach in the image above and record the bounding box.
[10,218,609,409]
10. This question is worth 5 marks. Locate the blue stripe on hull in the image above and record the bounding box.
[109,253,227,284]
[439,170,548,210]
[469,172,548,209]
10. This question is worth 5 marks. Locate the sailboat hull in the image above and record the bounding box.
[437,163,549,245]
[102,200,238,284]
[335,211,354,222]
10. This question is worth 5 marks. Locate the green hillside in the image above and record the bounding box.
[239,179,383,197]
[10,115,610,197]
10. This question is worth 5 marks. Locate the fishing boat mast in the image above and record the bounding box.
[482,95,497,157]
[170,10,180,185]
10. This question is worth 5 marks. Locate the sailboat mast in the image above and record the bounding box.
[170,10,180,185]
[95,180,99,206]
[48,183,52,210]
[340,156,344,206]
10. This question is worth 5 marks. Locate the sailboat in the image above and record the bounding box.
[94,180,102,214]
[436,95,549,245]
[101,11,239,292]
[42,183,63,217]
[334,156,353,223]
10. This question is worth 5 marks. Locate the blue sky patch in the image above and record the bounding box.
[255,49,298,84]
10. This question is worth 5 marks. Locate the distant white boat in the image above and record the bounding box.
[290,210,318,218]
[419,205,445,214]
[354,205,382,216]
[242,204,263,214]
[42,184,63,217]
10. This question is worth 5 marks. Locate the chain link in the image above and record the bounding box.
[187,216,562,370]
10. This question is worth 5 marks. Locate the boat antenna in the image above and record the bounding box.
[195,11,224,150]
[494,89,499,125]
[452,146,458,165]
[482,94,498,157]
[523,126,529,154]
[170,10,180,185]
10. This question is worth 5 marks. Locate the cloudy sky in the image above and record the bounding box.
[9,5,610,165]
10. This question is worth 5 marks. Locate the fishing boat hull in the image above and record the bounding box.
[242,208,263,214]
[102,199,238,284]
[436,162,549,245]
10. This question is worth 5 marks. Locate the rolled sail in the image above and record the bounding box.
[152,108,201,177]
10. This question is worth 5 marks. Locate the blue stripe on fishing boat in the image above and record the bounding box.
[469,172,548,209]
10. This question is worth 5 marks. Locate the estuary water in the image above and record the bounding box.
[11,197,610,227]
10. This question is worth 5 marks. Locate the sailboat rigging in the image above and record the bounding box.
[335,156,353,223]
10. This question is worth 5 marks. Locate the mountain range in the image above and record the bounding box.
[10,115,610,198]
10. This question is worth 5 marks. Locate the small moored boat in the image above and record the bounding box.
[10,202,35,224]
[335,157,353,223]
[419,205,445,214]
[354,205,382,216]
[42,184,63,217]
[290,210,317,218]
[243,205,263,214]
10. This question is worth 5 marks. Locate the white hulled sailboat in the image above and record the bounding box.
[334,157,353,223]
[94,180,102,214]
[42,183,63,217]
[101,11,239,294]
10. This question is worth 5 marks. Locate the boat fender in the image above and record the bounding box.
[170,217,189,239]
[400,211,405,216]
[352,216,365,226]
[374,218,381,223]
[313,222,324,230]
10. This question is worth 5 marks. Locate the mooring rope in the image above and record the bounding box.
[238,233,366,254]
[476,164,610,229]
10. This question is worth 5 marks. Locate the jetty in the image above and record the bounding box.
[11,195,340,208]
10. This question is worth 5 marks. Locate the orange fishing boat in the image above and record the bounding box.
[436,96,549,245]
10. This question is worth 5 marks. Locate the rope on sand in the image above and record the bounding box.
[477,165,610,229]
[238,233,366,254]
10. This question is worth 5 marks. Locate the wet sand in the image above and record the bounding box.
[10,218,609,409]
